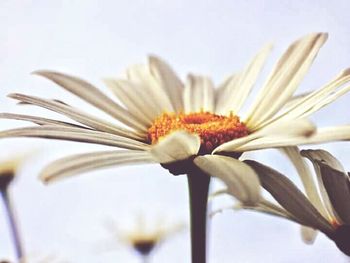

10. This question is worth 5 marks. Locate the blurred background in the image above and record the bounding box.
[1,0,350,262]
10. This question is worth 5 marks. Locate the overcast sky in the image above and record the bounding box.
[1,1,350,262]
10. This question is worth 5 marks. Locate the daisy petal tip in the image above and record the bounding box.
[7,93,20,99]
[31,70,54,77]
[39,174,52,185]
[148,54,161,62]
[211,146,224,154]
[341,68,350,76]
[150,131,201,163]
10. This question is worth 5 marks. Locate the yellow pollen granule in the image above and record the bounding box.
[148,112,249,154]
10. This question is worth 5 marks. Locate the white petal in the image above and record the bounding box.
[40,150,154,183]
[299,83,350,119]
[214,118,315,153]
[282,92,312,110]
[211,200,298,223]
[216,43,272,115]
[184,74,215,113]
[246,160,333,233]
[0,113,87,128]
[300,226,318,244]
[33,70,146,131]
[149,131,200,163]
[126,64,174,113]
[282,147,328,218]
[258,69,350,128]
[316,161,350,224]
[245,33,328,129]
[0,125,149,150]
[194,155,261,205]
[229,125,350,152]
[215,74,239,112]
[8,93,145,140]
[301,149,344,223]
[236,198,302,224]
[149,56,184,112]
[103,79,154,124]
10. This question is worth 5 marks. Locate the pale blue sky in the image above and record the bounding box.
[1,1,350,262]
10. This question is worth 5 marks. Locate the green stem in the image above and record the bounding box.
[1,189,24,261]
[187,168,210,263]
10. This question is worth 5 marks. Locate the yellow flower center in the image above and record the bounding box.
[148,112,249,154]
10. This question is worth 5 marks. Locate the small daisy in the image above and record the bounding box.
[103,215,185,262]
[0,154,32,262]
[231,149,350,256]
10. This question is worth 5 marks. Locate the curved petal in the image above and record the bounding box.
[183,74,215,113]
[302,149,350,224]
[300,226,318,244]
[0,113,88,129]
[258,69,350,128]
[0,125,149,150]
[126,64,174,113]
[40,150,154,183]
[245,33,328,129]
[317,161,350,225]
[282,147,328,218]
[229,125,350,152]
[213,118,315,153]
[245,160,334,234]
[216,43,272,115]
[149,55,184,112]
[149,131,200,163]
[194,155,261,205]
[103,79,155,124]
[33,70,146,131]
[8,93,145,140]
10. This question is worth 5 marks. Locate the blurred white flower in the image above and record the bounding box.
[101,214,185,260]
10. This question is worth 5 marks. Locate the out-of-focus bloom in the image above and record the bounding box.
[226,149,350,256]
[1,33,350,206]
[104,215,185,258]
[0,153,34,262]
[0,154,28,190]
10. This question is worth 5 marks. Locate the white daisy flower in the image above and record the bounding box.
[2,32,350,262]
[102,215,185,260]
[0,33,349,195]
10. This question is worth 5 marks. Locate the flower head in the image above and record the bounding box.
[0,153,30,191]
[1,33,350,205]
[104,215,185,258]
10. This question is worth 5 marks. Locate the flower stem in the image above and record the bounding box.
[1,189,24,261]
[187,168,210,263]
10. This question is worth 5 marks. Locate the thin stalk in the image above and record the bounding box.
[187,168,210,263]
[1,189,24,261]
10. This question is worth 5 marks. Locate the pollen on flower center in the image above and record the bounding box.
[148,112,249,154]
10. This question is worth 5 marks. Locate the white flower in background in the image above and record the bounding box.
[102,215,185,259]
[0,153,30,190]
[1,33,350,206]
[0,152,34,262]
